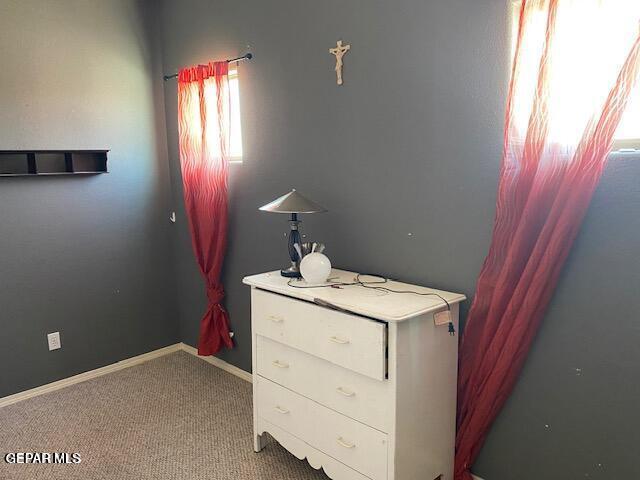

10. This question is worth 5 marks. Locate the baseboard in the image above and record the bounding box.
[179,342,252,383]
[472,474,485,480]
[0,342,253,409]
[0,343,182,408]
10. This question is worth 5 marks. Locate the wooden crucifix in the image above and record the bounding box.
[329,40,351,85]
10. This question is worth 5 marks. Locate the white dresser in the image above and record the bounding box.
[243,269,465,480]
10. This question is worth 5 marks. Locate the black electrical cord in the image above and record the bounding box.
[353,273,451,311]
[287,272,456,335]
[287,273,451,311]
[286,278,357,289]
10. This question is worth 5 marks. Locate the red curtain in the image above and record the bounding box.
[455,2,640,479]
[177,61,234,356]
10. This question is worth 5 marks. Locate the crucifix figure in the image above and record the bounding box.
[329,40,351,85]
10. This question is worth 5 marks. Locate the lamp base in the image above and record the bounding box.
[280,262,302,278]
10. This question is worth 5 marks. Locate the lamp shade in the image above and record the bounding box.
[259,189,327,214]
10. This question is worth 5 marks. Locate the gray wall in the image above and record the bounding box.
[158,1,640,479]
[0,0,178,398]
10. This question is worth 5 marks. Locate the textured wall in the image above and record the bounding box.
[158,1,640,478]
[0,0,178,398]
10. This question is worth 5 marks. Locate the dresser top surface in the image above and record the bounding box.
[242,269,466,322]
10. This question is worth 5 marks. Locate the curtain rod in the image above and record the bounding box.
[163,53,253,81]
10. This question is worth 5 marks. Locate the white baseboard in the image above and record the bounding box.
[0,343,182,408]
[472,474,485,480]
[0,342,253,409]
[179,342,252,383]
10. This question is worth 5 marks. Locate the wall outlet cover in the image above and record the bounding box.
[47,332,61,351]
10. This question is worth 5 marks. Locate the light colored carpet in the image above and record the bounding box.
[0,350,329,480]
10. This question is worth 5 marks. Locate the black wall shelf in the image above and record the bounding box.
[0,150,108,176]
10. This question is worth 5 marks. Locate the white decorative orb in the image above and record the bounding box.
[300,253,332,284]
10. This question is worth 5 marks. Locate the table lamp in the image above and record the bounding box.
[259,189,327,277]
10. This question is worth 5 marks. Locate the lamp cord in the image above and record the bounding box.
[287,273,455,335]
[286,273,451,311]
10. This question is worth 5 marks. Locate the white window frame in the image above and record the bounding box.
[510,1,640,153]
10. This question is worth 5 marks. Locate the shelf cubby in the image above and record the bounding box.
[0,150,108,176]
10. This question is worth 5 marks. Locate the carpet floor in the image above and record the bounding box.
[0,350,329,480]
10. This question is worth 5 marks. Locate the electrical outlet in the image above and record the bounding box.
[47,332,61,351]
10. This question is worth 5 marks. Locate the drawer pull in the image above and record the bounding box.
[272,360,290,369]
[274,405,290,414]
[336,386,356,397]
[329,335,350,345]
[336,437,356,449]
[268,315,284,323]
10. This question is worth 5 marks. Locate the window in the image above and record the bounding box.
[511,0,640,151]
[228,69,243,161]
[181,68,244,162]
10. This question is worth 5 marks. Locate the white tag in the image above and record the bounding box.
[434,310,452,326]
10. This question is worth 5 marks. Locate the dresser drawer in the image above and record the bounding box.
[257,335,391,432]
[255,375,310,440]
[252,289,387,380]
[308,388,388,480]
[257,376,388,480]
